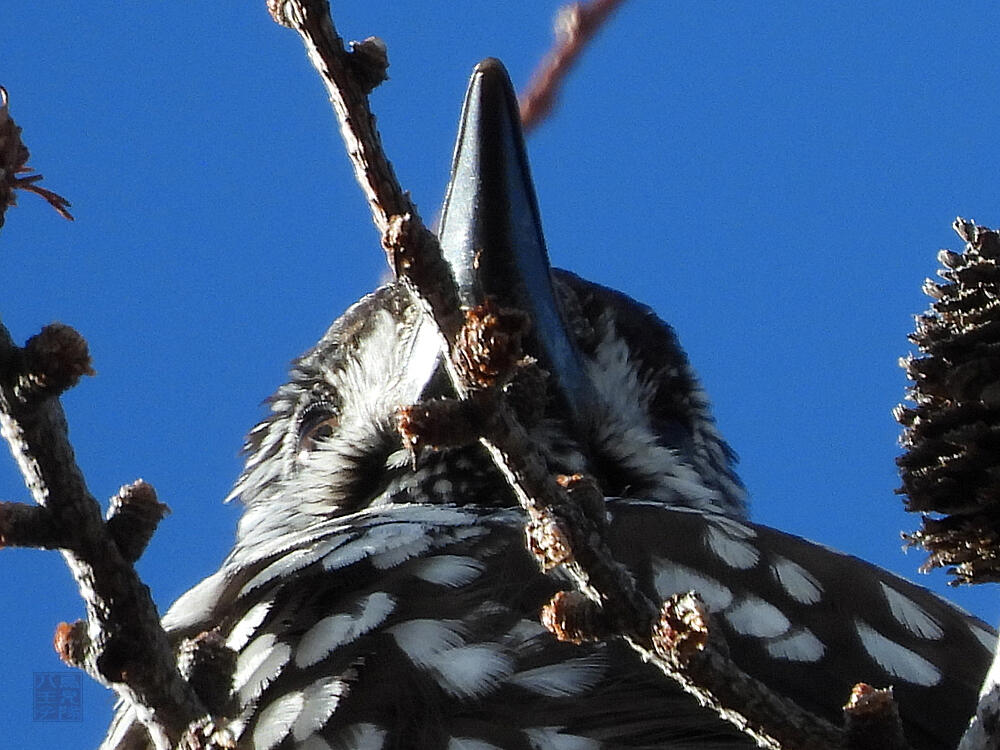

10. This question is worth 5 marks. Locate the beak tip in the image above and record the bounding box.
[468,58,518,111]
[472,57,508,78]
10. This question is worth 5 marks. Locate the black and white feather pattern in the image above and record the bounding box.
[101,278,993,750]
[103,500,992,749]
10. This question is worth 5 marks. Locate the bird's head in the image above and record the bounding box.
[230,59,745,549]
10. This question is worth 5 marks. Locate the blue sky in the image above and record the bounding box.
[3,3,1000,746]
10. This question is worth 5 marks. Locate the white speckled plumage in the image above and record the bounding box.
[98,59,995,750]
[765,629,826,663]
[291,676,350,742]
[523,727,602,750]
[653,558,734,612]
[507,655,607,697]
[325,722,387,750]
[855,618,942,686]
[724,596,791,639]
[253,691,305,750]
[769,556,823,605]
[295,591,395,668]
[879,581,944,640]
[703,524,761,570]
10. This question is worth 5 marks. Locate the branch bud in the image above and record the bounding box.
[106,480,169,563]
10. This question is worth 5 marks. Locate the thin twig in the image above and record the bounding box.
[270,2,845,746]
[0,87,73,226]
[519,0,628,132]
[266,0,408,238]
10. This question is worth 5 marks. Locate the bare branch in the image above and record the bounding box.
[269,2,848,747]
[0,500,65,548]
[519,0,628,132]
[0,321,210,749]
[266,0,408,240]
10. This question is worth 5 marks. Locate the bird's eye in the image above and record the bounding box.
[297,403,340,454]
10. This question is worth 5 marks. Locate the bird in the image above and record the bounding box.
[102,58,994,750]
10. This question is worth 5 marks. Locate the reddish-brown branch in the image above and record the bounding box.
[519,0,628,132]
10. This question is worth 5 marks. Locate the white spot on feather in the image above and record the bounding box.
[724,596,790,638]
[326,723,387,750]
[971,622,997,652]
[225,715,247,742]
[766,629,825,662]
[226,598,274,652]
[295,591,395,668]
[291,675,351,741]
[234,633,293,704]
[447,739,503,750]
[252,691,303,750]
[322,522,429,570]
[430,645,515,699]
[161,569,226,631]
[707,515,756,539]
[239,534,349,595]
[506,618,549,643]
[366,504,478,526]
[879,582,944,640]
[507,655,606,697]
[523,727,601,750]
[855,618,941,686]
[241,548,315,594]
[369,535,434,569]
[298,735,333,750]
[704,524,759,570]
[389,618,468,667]
[653,558,733,612]
[411,555,485,587]
[770,556,823,605]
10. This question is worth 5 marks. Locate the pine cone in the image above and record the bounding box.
[896,218,1000,583]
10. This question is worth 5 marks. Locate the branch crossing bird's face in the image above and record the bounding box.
[228,269,746,554]
[103,59,994,750]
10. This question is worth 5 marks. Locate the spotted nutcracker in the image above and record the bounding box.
[102,59,994,750]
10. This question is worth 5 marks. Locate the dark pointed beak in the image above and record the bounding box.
[438,58,593,430]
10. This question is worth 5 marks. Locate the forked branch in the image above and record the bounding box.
[0,92,229,750]
[267,1,856,747]
[0,324,210,750]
